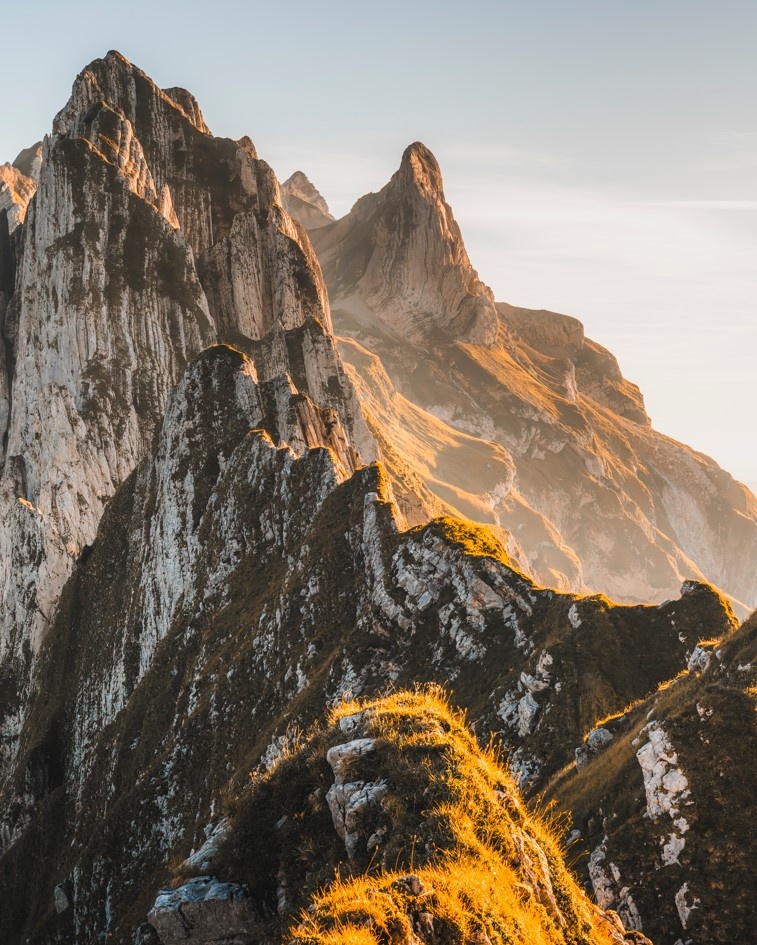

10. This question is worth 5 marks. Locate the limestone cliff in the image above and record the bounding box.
[300,147,757,611]
[0,51,373,774]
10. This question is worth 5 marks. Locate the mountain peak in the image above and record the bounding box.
[307,142,498,345]
[398,140,444,195]
[281,170,334,229]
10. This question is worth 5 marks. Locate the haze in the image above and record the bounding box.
[2,0,754,483]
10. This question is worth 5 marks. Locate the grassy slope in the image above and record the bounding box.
[217,691,647,945]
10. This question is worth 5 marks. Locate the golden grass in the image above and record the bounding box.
[409,516,513,568]
[586,696,645,738]
[293,690,626,945]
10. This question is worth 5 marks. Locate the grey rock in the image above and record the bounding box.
[148,876,258,944]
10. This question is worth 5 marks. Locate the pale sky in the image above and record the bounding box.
[2,0,755,483]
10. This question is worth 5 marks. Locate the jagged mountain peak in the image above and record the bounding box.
[281,170,334,230]
[53,49,212,142]
[397,139,445,196]
[282,170,331,215]
[0,49,374,732]
[11,141,42,181]
[299,143,757,613]
[311,141,498,346]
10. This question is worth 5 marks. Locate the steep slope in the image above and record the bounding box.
[0,342,736,944]
[300,144,757,611]
[0,51,373,773]
[151,692,650,945]
[549,612,757,945]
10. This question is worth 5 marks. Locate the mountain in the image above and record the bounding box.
[281,171,335,230]
[0,51,754,945]
[2,331,732,942]
[0,50,373,768]
[296,143,757,613]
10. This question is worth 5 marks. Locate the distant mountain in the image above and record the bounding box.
[281,170,334,230]
[290,143,757,613]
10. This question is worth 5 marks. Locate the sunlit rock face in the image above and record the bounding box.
[314,141,498,346]
[0,51,373,770]
[299,148,757,611]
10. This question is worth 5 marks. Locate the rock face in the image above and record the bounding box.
[0,163,37,232]
[148,877,258,945]
[281,171,334,230]
[552,612,757,945]
[0,51,373,772]
[301,147,757,611]
[0,336,737,943]
[315,142,498,346]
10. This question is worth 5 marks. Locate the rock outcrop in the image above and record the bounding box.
[300,148,757,611]
[550,611,757,945]
[208,693,651,945]
[0,51,373,774]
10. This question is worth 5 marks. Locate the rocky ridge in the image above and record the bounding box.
[0,337,739,944]
[299,147,757,611]
[0,51,754,945]
[550,612,757,945]
[0,50,372,770]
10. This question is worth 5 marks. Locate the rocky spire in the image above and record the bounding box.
[311,140,498,345]
[281,170,334,229]
[304,143,757,612]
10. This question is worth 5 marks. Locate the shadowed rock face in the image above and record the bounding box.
[0,51,373,775]
[296,147,757,612]
[550,613,757,945]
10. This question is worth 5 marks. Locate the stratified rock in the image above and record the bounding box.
[314,142,498,345]
[0,51,374,771]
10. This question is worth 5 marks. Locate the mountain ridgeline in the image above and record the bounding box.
[288,145,757,613]
[0,52,754,945]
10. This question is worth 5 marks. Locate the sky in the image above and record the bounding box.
[1,0,755,483]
